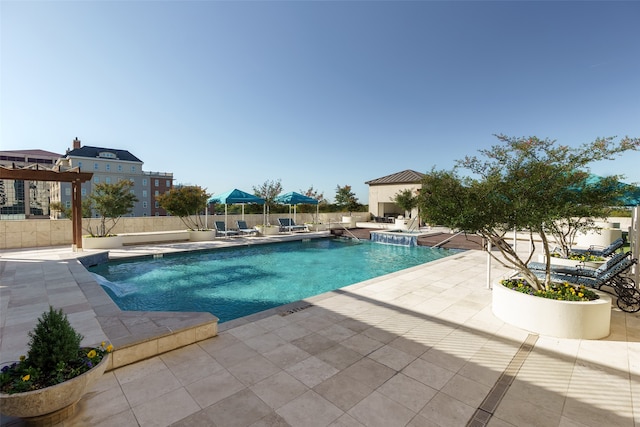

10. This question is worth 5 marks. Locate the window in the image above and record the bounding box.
[94,163,99,170]
[65,187,71,196]
[77,161,83,169]
[155,212,160,216]
[154,190,159,197]
[142,178,147,186]
[94,176,99,184]
[166,180,170,187]
[143,201,148,208]
[118,165,122,172]
[130,189,135,195]
[142,190,148,198]
[154,179,159,187]
[105,177,111,184]
[155,201,159,208]
[81,188,86,196]
[106,164,110,171]
[131,166,136,172]
[65,200,71,208]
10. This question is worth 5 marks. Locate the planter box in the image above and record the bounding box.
[305,224,327,232]
[256,226,279,236]
[189,230,216,242]
[81,235,122,249]
[492,281,611,339]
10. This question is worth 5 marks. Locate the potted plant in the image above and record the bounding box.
[0,307,112,424]
[418,135,639,338]
[156,185,214,241]
[83,180,138,249]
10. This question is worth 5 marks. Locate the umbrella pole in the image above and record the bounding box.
[225,204,228,235]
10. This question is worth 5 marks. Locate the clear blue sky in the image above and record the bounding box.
[2,1,639,203]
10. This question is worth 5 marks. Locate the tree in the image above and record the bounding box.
[335,185,360,213]
[86,180,138,237]
[253,179,283,216]
[50,199,92,219]
[156,185,211,230]
[393,189,418,218]
[418,135,639,290]
[297,186,325,214]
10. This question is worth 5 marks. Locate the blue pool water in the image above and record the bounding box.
[89,238,456,323]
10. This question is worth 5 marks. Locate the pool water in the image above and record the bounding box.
[89,238,456,323]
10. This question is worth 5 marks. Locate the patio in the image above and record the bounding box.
[1,235,638,426]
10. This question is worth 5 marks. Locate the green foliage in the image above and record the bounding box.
[335,185,361,213]
[156,185,211,230]
[87,180,138,237]
[253,179,283,216]
[392,189,418,218]
[26,307,83,375]
[501,279,598,302]
[50,199,92,219]
[418,135,640,290]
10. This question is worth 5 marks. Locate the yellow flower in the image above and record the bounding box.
[22,374,30,381]
[19,355,26,362]
[87,349,97,359]
[578,293,584,298]
[101,341,106,348]
[106,344,114,353]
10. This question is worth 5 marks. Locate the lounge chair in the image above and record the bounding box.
[568,237,625,258]
[278,218,308,233]
[532,256,639,312]
[527,251,631,277]
[236,220,258,236]
[214,221,239,237]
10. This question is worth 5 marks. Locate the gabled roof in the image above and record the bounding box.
[0,149,63,158]
[365,169,425,185]
[64,145,142,163]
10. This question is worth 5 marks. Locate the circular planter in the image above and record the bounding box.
[0,353,110,423]
[189,230,216,242]
[81,235,122,249]
[492,281,611,339]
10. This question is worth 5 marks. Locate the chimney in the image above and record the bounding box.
[73,137,81,150]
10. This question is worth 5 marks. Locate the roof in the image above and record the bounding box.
[64,145,142,163]
[365,169,425,185]
[0,149,62,159]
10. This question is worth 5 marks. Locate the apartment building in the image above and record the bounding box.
[51,138,173,217]
[0,149,63,219]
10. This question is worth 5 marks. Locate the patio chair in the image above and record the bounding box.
[568,237,625,258]
[214,221,239,237]
[278,218,308,233]
[236,220,258,236]
[532,256,639,313]
[527,251,631,277]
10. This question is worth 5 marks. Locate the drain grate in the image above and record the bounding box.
[278,303,313,316]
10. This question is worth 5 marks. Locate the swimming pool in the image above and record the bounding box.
[89,238,456,323]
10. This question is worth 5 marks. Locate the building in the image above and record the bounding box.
[365,169,425,219]
[0,149,63,219]
[51,138,173,217]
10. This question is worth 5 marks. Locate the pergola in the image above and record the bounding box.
[0,165,93,250]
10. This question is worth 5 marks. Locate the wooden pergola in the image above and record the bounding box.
[0,165,93,250]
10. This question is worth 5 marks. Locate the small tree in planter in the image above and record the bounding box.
[393,189,418,218]
[156,185,211,230]
[417,134,639,290]
[86,180,138,237]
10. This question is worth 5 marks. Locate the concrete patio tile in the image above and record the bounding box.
[244,331,289,354]
[402,357,456,390]
[227,354,281,386]
[277,390,343,427]
[120,364,183,408]
[315,344,363,370]
[132,387,201,427]
[197,331,241,354]
[420,347,467,373]
[263,342,312,369]
[348,390,416,427]
[203,388,273,427]
[377,372,437,413]
[387,335,430,358]
[340,333,384,356]
[406,413,443,427]
[250,371,309,409]
[285,355,339,388]
[92,409,139,427]
[341,357,395,389]
[317,323,358,342]
[227,322,270,341]
[291,332,339,355]
[254,314,294,331]
[273,322,314,341]
[492,395,562,427]
[418,392,476,427]
[210,341,261,368]
[440,373,491,409]
[184,368,246,408]
[328,413,365,427]
[313,371,374,411]
[169,410,216,427]
[249,412,292,427]
[368,344,416,371]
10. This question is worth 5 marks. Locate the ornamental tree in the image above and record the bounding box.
[393,189,418,218]
[335,185,360,214]
[156,185,211,230]
[418,135,639,290]
[87,180,138,237]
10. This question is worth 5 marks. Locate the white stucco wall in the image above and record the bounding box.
[368,183,421,218]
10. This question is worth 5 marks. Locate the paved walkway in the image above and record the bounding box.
[1,235,639,426]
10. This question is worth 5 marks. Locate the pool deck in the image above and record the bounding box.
[1,232,639,426]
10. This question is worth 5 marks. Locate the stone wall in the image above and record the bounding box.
[0,212,368,249]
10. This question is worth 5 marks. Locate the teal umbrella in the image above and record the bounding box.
[208,189,265,230]
[274,192,319,224]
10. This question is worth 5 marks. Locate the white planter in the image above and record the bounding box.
[574,227,622,249]
[305,224,327,232]
[81,235,122,249]
[492,281,611,339]
[538,255,604,269]
[189,230,216,241]
[256,226,279,236]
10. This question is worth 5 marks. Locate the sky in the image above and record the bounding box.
[2,1,639,204]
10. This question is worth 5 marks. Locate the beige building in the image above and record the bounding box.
[365,169,424,220]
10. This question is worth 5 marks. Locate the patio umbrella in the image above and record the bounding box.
[274,192,319,224]
[208,189,266,232]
